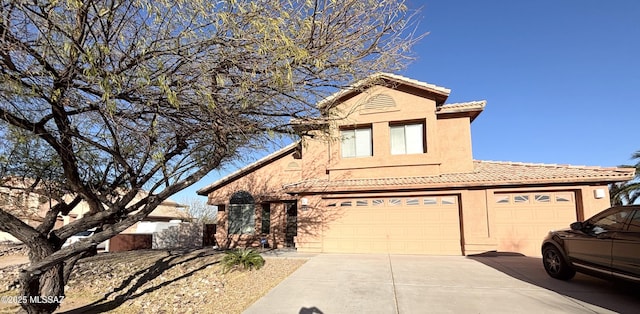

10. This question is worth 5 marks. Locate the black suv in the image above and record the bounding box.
[541,205,640,282]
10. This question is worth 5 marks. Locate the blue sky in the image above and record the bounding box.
[174,0,639,203]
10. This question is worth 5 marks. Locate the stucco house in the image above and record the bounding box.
[65,191,191,233]
[0,185,190,243]
[197,73,635,257]
[0,177,64,243]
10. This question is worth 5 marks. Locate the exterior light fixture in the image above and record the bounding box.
[594,189,605,199]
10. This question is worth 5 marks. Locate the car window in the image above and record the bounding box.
[74,230,93,237]
[626,210,640,232]
[590,209,631,232]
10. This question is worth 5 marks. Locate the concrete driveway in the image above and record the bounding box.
[244,253,640,314]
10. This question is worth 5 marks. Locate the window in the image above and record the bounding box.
[261,203,271,234]
[514,195,529,203]
[555,193,572,202]
[423,197,437,205]
[372,199,385,206]
[340,201,352,207]
[441,196,456,205]
[390,123,424,155]
[341,127,372,158]
[356,200,368,206]
[495,195,510,204]
[590,208,631,233]
[389,198,402,206]
[626,210,640,232]
[228,191,255,235]
[534,194,550,203]
[406,198,419,206]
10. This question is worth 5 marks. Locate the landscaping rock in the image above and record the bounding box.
[0,248,307,313]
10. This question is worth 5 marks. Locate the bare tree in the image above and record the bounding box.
[0,0,422,312]
[182,197,217,224]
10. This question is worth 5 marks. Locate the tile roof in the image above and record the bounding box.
[283,160,635,193]
[371,73,451,95]
[437,100,487,113]
[317,73,451,108]
[436,100,486,121]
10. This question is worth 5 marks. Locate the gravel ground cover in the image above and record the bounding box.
[0,247,307,314]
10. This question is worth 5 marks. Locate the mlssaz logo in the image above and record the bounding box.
[0,296,65,304]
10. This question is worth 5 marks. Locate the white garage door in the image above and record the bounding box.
[322,195,462,255]
[494,191,577,256]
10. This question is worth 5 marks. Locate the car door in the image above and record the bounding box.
[564,207,629,271]
[611,209,640,281]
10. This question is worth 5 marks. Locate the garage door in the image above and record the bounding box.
[494,191,577,256]
[322,195,462,255]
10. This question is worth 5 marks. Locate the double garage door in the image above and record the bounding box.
[318,191,578,256]
[493,191,577,256]
[321,195,462,255]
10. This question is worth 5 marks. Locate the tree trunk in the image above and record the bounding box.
[19,244,64,314]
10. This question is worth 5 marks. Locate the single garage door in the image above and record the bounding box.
[322,195,462,255]
[494,191,577,256]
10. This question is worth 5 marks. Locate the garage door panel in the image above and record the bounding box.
[495,192,577,257]
[322,196,461,255]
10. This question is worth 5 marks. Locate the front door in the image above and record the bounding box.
[285,202,298,248]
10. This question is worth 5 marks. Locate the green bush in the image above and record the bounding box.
[222,248,265,273]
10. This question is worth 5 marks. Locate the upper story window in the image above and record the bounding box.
[340,126,372,158]
[390,122,425,155]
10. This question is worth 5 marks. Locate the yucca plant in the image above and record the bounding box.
[222,248,265,273]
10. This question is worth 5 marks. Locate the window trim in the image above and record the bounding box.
[389,120,426,155]
[228,191,256,235]
[340,125,373,158]
[228,204,255,235]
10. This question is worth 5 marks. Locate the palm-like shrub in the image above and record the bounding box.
[610,150,640,205]
[222,248,265,273]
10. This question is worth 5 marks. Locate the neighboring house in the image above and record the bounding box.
[0,178,63,242]
[1,184,190,243]
[196,73,635,257]
[67,191,191,234]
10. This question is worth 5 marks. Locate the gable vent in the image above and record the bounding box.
[364,94,396,110]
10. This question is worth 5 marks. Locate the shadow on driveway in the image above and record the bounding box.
[468,252,640,314]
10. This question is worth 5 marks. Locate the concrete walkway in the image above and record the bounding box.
[245,253,640,314]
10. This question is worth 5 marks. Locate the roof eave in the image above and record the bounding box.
[196,142,300,196]
[283,176,634,194]
[317,73,451,109]
[436,101,486,122]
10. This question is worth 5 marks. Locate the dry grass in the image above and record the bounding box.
[0,249,307,314]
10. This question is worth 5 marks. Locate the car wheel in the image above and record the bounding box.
[542,245,575,280]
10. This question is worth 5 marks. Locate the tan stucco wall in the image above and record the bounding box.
[206,151,302,205]
[458,190,494,254]
[322,85,474,179]
[576,184,614,219]
[206,151,307,249]
[436,117,474,173]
